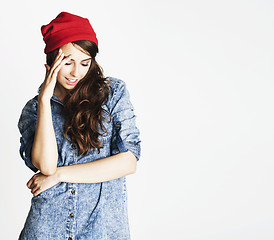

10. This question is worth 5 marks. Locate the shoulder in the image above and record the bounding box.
[106,77,132,113]
[104,77,130,109]
[20,95,39,116]
[18,95,39,132]
[104,76,127,95]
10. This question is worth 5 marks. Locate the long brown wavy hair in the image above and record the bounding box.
[46,40,111,155]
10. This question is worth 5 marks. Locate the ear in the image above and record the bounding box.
[44,64,50,72]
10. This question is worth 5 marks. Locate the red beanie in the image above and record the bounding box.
[41,12,98,54]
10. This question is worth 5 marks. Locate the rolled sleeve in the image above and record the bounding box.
[109,79,141,161]
[18,98,39,172]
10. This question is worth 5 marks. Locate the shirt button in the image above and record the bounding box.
[70,213,74,218]
[71,189,75,194]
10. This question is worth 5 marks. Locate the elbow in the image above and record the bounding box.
[124,151,137,175]
[32,156,57,176]
[40,166,57,176]
[33,159,57,175]
[129,166,137,175]
[129,159,137,174]
[31,148,58,176]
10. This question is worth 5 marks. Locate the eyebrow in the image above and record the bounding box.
[64,56,92,61]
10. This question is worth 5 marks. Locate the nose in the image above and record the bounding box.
[70,64,79,77]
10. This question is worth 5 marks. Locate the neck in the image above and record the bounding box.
[54,82,70,103]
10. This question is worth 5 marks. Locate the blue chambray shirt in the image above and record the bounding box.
[18,77,141,240]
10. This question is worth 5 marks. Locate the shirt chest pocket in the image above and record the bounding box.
[99,133,111,144]
[98,121,112,146]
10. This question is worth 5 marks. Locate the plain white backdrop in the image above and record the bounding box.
[1,0,274,239]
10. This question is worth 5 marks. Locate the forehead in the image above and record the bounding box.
[60,43,91,60]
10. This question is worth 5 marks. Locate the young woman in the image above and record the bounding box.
[18,12,141,240]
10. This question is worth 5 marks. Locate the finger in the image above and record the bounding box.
[29,175,39,189]
[57,52,72,64]
[52,52,71,68]
[52,49,63,65]
[31,185,40,194]
[47,52,67,78]
[29,181,36,190]
[51,55,72,78]
[33,188,41,197]
[45,53,71,84]
[46,52,62,75]
[55,55,72,72]
[33,192,39,197]
[26,176,35,188]
[33,185,46,197]
[53,52,65,68]
[48,51,65,75]
[26,179,32,188]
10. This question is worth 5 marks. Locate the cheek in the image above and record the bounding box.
[57,66,69,80]
[82,67,90,77]
[80,68,88,79]
[84,69,89,76]
[84,66,91,75]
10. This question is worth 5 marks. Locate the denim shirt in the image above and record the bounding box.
[18,77,141,240]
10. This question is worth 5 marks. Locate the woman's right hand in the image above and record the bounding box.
[38,49,71,102]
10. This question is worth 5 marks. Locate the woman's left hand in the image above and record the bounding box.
[26,171,60,197]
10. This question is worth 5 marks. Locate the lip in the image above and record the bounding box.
[65,77,79,86]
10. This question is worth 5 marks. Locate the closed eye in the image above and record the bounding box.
[64,62,90,66]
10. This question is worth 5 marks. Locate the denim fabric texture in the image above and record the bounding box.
[18,77,141,240]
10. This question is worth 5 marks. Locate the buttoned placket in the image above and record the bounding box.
[50,94,79,240]
[66,144,78,239]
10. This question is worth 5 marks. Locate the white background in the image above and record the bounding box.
[1,0,274,239]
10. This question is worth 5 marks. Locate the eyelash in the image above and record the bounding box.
[65,62,90,67]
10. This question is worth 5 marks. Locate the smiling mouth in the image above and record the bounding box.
[66,78,78,83]
[66,78,78,85]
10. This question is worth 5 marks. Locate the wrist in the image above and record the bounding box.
[38,94,51,104]
[55,167,64,182]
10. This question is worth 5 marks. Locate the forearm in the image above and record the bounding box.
[56,151,137,183]
[32,98,58,175]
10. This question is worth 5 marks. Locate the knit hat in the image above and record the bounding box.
[41,12,98,54]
